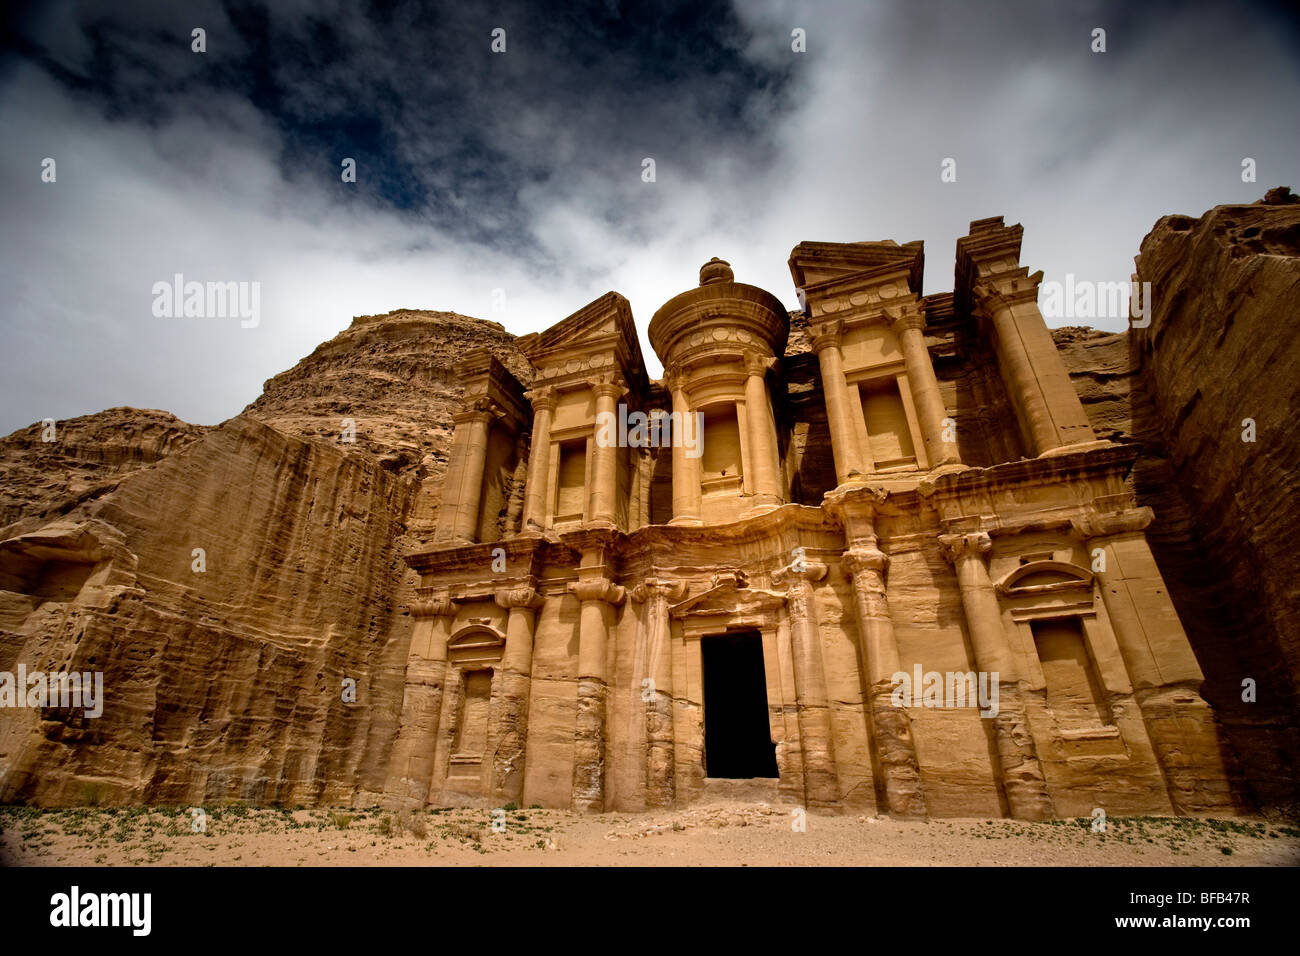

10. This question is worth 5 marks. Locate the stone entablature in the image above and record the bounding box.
[390,219,1238,819]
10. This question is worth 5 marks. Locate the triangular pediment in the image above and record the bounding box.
[670,581,785,620]
[789,240,924,294]
[519,291,648,391]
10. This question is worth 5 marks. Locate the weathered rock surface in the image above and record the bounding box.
[0,310,530,806]
[245,309,532,549]
[1054,191,1300,812]
[0,408,205,531]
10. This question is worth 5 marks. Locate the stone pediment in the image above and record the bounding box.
[996,559,1094,596]
[518,291,648,392]
[669,577,786,620]
[788,239,924,294]
[446,624,506,664]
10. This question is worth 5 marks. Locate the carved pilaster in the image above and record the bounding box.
[521,388,556,532]
[386,588,459,807]
[568,572,624,812]
[742,351,783,505]
[810,321,865,484]
[630,577,687,808]
[1069,505,1230,811]
[773,559,839,808]
[489,583,544,804]
[885,303,959,468]
[940,531,1054,820]
[437,405,496,544]
[841,543,927,817]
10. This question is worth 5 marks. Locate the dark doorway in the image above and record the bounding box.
[701,631,778,778]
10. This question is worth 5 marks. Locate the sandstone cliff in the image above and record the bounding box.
[1054,190,1300,812]
[0,310,529,806]
[244,309,533,548]
[0,408,205,530]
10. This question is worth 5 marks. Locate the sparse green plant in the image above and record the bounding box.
[328,811,353,829]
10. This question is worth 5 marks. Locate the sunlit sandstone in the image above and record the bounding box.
[386,220,1234,818]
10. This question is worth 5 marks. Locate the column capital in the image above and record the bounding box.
[662,367,688,394]
[884,303,926,336]
[494,583,544,611]
[590,379,625,402]
[412,587,458,619]
[938,531,992,564]
[451,403,496,426]
[629,577,688,603]
[973,272,1041,311]
[1070,506,1153,540]
[810,320,844,354]
[842,546,889,577]
[773,559,828,589]
[568,577,626,606]
[524,386,556,412]
[743,351,775,377]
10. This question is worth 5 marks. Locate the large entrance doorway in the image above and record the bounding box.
[701,631,778,778]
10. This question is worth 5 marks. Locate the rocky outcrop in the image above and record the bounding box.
[0,309,529,806]
[1130,191,1300,812]
[1054,191,1300,813]
[245,309,532,549]
[0,408,205,531]
[1049,328,1131,443]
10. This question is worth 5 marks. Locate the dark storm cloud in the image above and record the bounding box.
[5,0,794,257]
[0,1,1296,435]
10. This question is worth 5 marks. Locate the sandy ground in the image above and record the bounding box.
[2,803,1297,867]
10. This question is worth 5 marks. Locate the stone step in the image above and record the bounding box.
[700,776,781,804]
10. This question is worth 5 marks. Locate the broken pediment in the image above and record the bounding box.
[669,576,786,621]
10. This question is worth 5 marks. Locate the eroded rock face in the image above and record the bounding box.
[0,310,530,806]
[1054,192,1300,813]
[0,408,205,531]
[245,309,532,549]
[1131,195,1300,812]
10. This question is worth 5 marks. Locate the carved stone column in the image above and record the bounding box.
[503,430,529,538]
[436,405,493,544]
[940,531,1054,820]
[887,305,960,467]
[811,322,865,484]
[743,352,783,505]
[521,388,555,531]
[666,370,702,525]
[973,277,1097,456]
[630,577,687,809]
[588,381,622,526]
[1071,507,1234,811]
[774,559,840,808]
[491,583,544,804]
[386,589,457,806]
[568,573,625,812]
[842,544,927,816]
